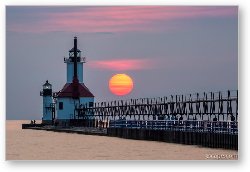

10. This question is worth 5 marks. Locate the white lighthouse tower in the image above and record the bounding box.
[56,37,94,126]
[64,44,85,83]
[40,80,54,124]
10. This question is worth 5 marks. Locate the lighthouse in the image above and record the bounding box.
[64,43,85,83]
[56,37,94,126]
[40,80,54,124]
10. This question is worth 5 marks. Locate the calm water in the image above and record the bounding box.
[6,120,238,160]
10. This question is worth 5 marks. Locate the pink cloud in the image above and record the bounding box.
[87,59,154,71]
[8,6,237,33]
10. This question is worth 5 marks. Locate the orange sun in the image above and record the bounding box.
[109,74,134,96]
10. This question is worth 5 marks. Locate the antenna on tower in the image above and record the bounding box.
[72,36,79,99]
[73,36,78,78]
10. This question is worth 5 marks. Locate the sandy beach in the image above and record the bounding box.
[6,120,238,160]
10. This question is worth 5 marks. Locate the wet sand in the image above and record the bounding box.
[6,120,238,160]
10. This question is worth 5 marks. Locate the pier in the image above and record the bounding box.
[22,125,107,136]
[23,90,238,150]
[107,119,238,150]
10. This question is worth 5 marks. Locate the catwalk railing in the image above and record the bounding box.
[109,120,238,134]
[74,90,238,131]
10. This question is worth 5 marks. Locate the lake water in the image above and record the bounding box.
[6,120,238,160]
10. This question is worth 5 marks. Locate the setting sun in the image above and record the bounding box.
[109,74,134,96]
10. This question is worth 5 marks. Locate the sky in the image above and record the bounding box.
[6,6,238,120]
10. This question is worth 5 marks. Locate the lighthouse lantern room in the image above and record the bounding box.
[64,41,85,83]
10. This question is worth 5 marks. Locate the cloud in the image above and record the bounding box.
[7,6,237,33]
[87,59,155,71]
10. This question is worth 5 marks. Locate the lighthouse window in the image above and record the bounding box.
[59,102,63,110]
[89,102,93,107]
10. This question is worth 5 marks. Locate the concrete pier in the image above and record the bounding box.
[107,128,238,150]
[22,123,238,150]
[22,124,107,136]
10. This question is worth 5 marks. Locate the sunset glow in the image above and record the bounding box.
[6,6,237,33]
[109,74,133,96]
[88,59,153,71]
